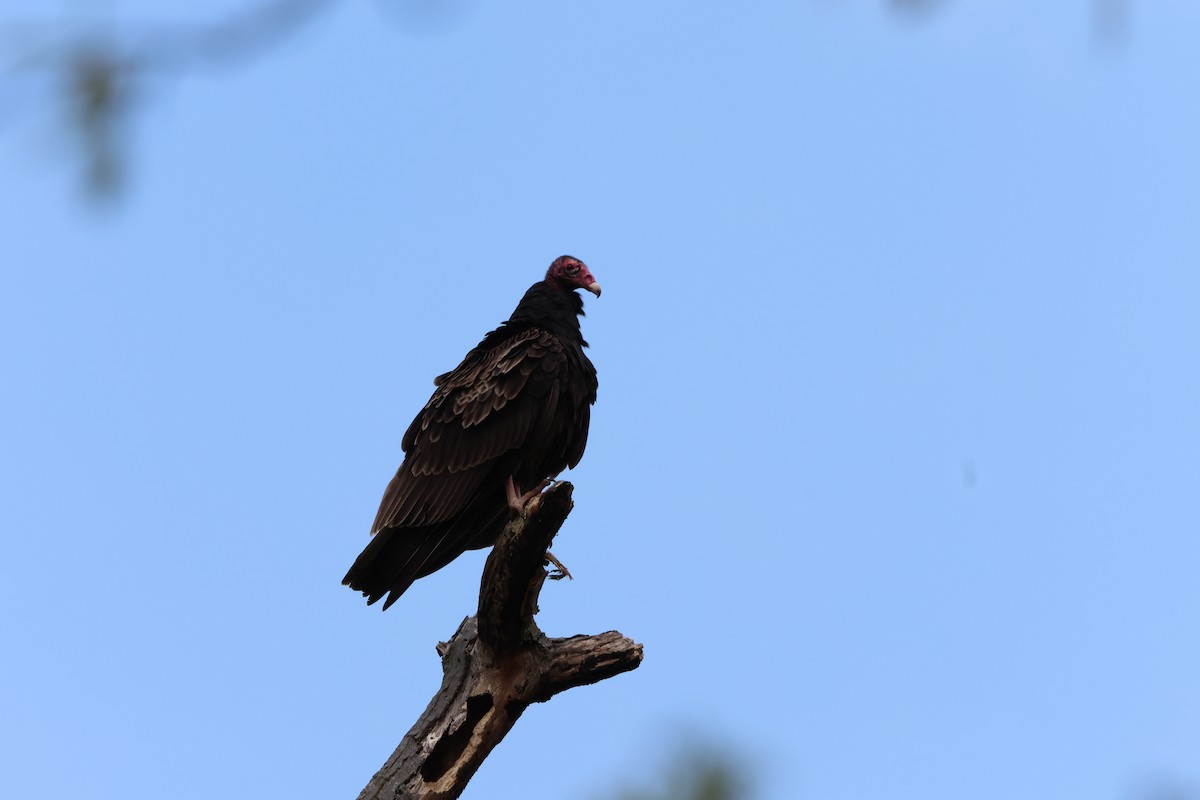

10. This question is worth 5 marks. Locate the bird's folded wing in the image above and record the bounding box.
[370,329,567,533]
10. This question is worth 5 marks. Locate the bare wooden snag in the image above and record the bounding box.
[355,481,644,800]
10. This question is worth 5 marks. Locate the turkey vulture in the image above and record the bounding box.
[343,256,601,609]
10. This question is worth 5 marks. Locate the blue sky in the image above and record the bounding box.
[2,2,1198,798]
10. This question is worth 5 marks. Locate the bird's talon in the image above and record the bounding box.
[509,476,563,518]
[543,551,573,581]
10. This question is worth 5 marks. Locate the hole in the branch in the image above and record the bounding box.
[421,692,495,782]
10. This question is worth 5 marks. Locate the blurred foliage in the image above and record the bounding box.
[887,0,949,17]
[1127,775,1200,800]
[1093,0,1131,45]
[603,743,755,800]
[0,0,1132,201]
[1,0,335,198]
[64,46,135,195]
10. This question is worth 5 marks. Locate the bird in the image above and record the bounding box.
[343,255,601,610]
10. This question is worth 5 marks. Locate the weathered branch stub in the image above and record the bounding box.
[355,481,643,800]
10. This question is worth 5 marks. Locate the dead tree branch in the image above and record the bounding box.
[354,481,644,800]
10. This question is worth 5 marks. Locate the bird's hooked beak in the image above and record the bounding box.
[585,282,602,298]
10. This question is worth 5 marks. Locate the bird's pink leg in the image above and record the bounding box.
[506,475,523,514]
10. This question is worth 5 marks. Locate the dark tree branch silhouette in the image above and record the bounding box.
[355,481,643,800]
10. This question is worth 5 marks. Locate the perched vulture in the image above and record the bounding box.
[343,256,601,609]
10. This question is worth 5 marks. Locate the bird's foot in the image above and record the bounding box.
[521,478,554,504]
[506,476,561,518]
[544,550,573,581]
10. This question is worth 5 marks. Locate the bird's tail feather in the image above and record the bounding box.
[342,502,507,610]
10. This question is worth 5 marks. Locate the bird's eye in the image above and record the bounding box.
[565,267,580,276]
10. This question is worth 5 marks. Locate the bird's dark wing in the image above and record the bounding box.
[370,328,567,533]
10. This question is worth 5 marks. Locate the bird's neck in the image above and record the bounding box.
[504,283,587,345]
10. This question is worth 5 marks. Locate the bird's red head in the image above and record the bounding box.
[545,255,602,298]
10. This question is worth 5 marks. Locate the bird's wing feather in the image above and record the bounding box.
[371,329,567,532]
